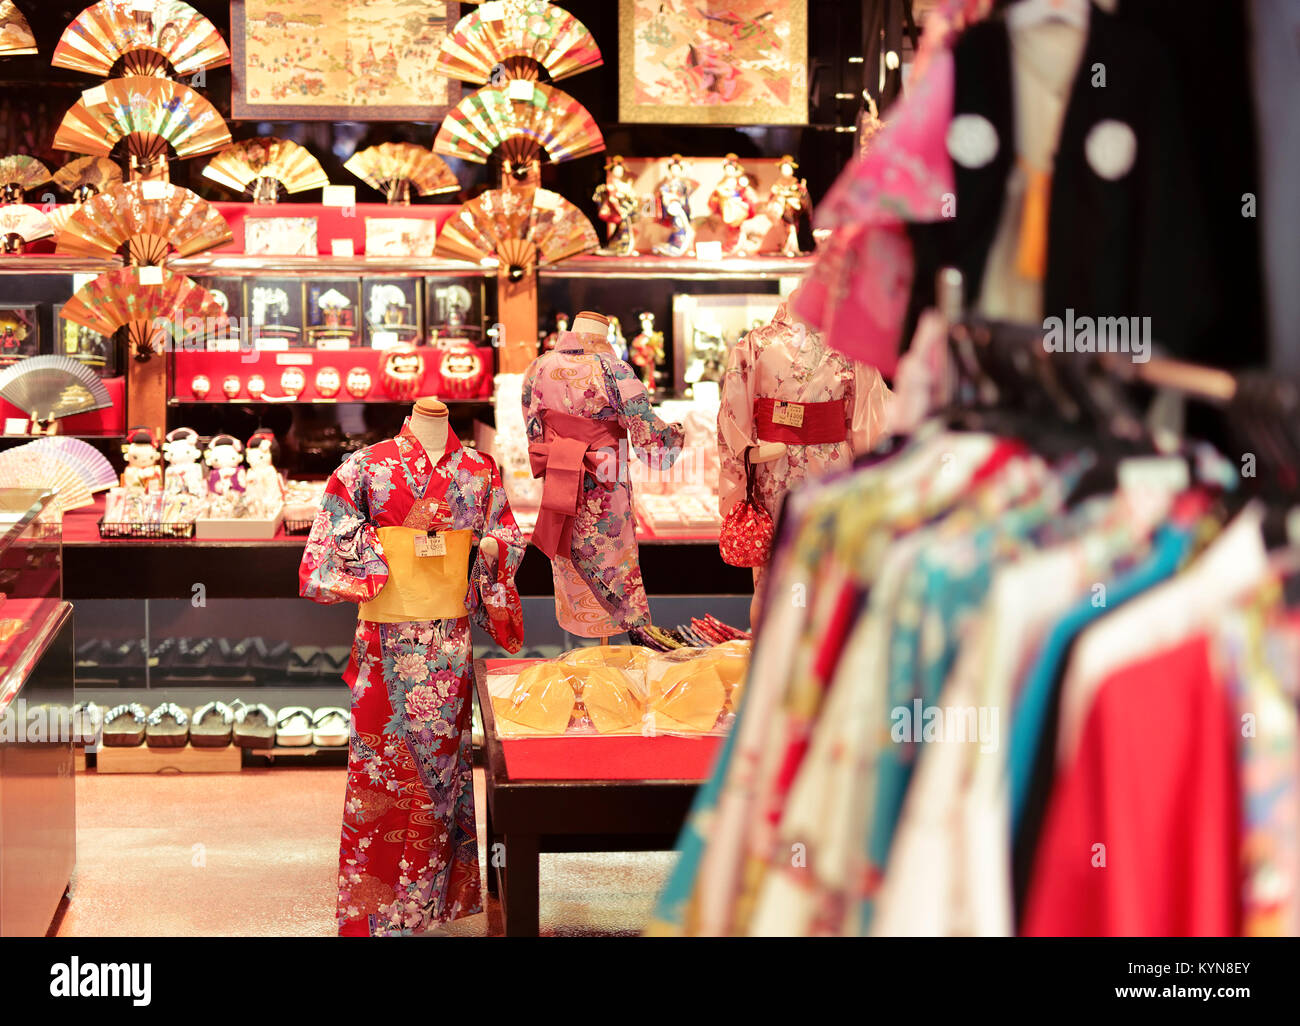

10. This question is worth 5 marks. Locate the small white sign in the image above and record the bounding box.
[330,238,355,257]
[254,337,289,352]
[414,533,447,558]
[322,185,356,208]
[370,331,400,349]
[140,180,169,200]
[4,417,29,435]
[507,79,535,102]
[137,265,164,285]
[694,241,723,261]
[315,337,350,351]
[274,352,312,366]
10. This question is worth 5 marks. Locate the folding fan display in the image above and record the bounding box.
[343,143,459,205]
[56,180,232,264]
[203,138,329,203]
[11,436,117,492]
[53,156,124,201]
[0,204,54,251]
[53,76,232,166]
[0,354,113,422]
[436,186,598,278]
[0,1,37,57]
[433,81,604,167]
[437,0,603,84]
[0,448,95,513]
[52,0,231,78]
[0,155,52,203]
[60,265,227,359]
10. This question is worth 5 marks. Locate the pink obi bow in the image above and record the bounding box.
[528,411,627,560]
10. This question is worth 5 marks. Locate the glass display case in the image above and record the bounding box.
[0,488,64,707]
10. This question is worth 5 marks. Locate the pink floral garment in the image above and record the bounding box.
[718,303,892,523]
[522,332,684,636]
[299,421,524,936]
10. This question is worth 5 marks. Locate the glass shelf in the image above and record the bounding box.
[538,254,814,281]
[167,255,488,278]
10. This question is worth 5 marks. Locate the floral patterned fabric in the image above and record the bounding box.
[299,420,525,936]
[522,332,684,637]
[717,303,891,524]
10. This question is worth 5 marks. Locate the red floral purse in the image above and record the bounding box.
[476,537,524,653]
[718,448,775,568]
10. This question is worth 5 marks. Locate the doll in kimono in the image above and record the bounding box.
[653,155,698,258]
[244,429,285,516]
[204,434,246,496]
[770,156,812,257]
[593,156,640,257]
[300,409,525,936]
[630,311,665,395]
[162,427,205,497]
[121,427,163,493]
[709,155,758,252]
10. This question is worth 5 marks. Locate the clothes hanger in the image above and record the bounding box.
[1005,0,1091,30]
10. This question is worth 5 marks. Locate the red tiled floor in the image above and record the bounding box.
[57,766,674,937]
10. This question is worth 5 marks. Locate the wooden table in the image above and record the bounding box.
[474,660,708,937]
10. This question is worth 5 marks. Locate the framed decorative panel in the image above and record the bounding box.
[230,0,462,120]
[618,0,808,125]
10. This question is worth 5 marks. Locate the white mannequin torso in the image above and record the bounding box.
[409,409,448,456]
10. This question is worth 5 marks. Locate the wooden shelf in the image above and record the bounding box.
[538,254,814,281]
[166,254,488,277]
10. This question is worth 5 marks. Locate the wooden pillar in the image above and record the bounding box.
[496,269,538,375]
[127,353,167,438]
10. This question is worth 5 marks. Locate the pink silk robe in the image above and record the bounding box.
[718,304,892,521]
[299,421,524,936]
[522,332,684,637]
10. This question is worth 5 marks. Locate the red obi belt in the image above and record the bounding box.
[754,397,848,446]
[528,411,628,559]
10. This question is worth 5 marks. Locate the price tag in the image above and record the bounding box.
[138,265,164,286]
[82,85,109,107]
[507,79,535,102]
[371,331,399,349]
[140,180,169,200]
[414,532,447,558]
[480,1,505,17]
[321,185,355,208]
[772,401,804,428]
[694,240,723,261]
[330,238,355,257]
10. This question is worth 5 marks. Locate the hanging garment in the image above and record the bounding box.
[300,420,524,936]
[522,331,684,637]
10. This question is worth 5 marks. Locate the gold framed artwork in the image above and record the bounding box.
[230,0,462,121]
[619,0,808,125]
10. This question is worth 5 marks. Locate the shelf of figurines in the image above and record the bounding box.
[538,254,815,281]
[166,255,487,278]
[0,255,122,275]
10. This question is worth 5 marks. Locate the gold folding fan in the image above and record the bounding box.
[53,0,231,78]
[60,265,227,359]
[203,138,329,204]
[435,186,597,279]
[0,204,53,251]
[0,155,51,203]
[343,143,459,205]
[56,180,232,264]
[53,76,232,172]
[53,155,124,201]
[0,1,37,57]
[433,81,604,167]
[437,0,603,84]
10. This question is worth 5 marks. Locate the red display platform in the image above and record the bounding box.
[484,658,723,782]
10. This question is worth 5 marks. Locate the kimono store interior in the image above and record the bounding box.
[0,0,1297,947]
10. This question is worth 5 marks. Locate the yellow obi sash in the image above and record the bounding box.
[359,527,473,623]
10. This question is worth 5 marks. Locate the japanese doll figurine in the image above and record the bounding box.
[244,429,285,515]
[593,156,640,257]
[653,155,698,258]
[162,427,205,497]
[709,154,757,252]
[522,310,685,638]
[204,434,246,496]
[299,398,525,936]
[541,312,569,352]
[769,155,812,257]
[121,427,163,493]
[718,289,892,624]
[630,311,665,395]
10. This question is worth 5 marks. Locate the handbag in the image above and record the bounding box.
[476,536,524,654]
[718,448,775,568]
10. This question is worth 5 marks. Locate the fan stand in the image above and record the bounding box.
[73,185,97,204]
[28,413,58,437]
[1,183,21,204]
[2,234,23,254]
[386,179,413,206]
[251,177,282,205]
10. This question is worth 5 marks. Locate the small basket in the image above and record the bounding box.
[97,519,196,540]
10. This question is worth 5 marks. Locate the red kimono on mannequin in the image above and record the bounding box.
[300,419,524,936]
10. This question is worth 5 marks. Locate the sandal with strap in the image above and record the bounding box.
[145,702,191,748]
[233,702,276,750]
[311,707,349,748]
[275,706,314,747]
[102,703,148,747]
[190,701,234,747]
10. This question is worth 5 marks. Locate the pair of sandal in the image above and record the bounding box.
[102,703,191,748]
[273,706,349,748]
